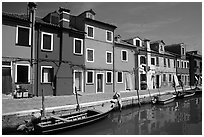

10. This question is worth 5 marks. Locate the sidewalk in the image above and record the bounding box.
[2,86,188,115]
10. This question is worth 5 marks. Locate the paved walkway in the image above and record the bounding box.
[2,86,192,114]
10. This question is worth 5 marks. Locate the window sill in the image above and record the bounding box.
[86,83,94,85]
[15,82,30,84]
[41,82,52,84]
[41,49,53,52]
[74,53,83,56]
[106,82,112,85]
[16,43,31,47]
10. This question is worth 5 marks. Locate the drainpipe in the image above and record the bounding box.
[113,38,115,93]
[28,2,37,96]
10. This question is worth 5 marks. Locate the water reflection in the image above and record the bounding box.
[59,95,201,135]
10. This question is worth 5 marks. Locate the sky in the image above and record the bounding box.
[2,2,202,52]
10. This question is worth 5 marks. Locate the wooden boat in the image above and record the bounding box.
[194,87,202,94]
[156,94,175,105]
[183,91,195,97]
[34,102,114,134]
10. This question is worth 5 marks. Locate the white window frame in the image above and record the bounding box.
[121,50,128,62]
[106,71,113,84]
[86,70,94,84]
[15,63,30,83]
[106,51,113,64]
[41,32,53,51]
[117,71,123,83]
[73,38,83,55]
[106,30,113,43]
[86,25,94,39]
[16,25,31,46]
[86,48,94,62]
[41,66,53,83]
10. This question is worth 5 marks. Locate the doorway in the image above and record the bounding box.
[73,70,83,93]
[2,67,12,94]
[96,73,104,93]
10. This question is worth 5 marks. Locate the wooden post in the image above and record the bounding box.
[136,89,141,107]
[75,87,80,111]
[42,89,45,117]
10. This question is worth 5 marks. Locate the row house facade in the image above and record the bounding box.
[2,3,199,97]
[186,51,202,86]
[114,35,137,92]
[165,43,190,86]
[2,4,86,96]
[150,40,177,89]
[70,9,117,94]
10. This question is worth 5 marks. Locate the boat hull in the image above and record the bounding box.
[34,103,114,134]
[156,94,175,105]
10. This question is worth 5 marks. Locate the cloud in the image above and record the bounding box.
[119,18,181,33]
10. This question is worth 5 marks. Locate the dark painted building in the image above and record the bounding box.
[165,43,190,86]
[2,12,32,95]
[186,51,202,86]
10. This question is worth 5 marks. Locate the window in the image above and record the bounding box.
[163,74,166,82]
[41,32,53,51]
[177,60,180,68]
[121,50,128,61]
[87,25,94,38]
[187,62,189,68]
[160,45,163,51]
[174,60,176,68]
[181,61,183,68]
[16,26,31,46]
[86,48,94,62]
[86,71,94,84]
[41,66,53,83]
[106,71,113,84]
[136,40,140,46]
[156,57,159,66]
[140,56,146,64]
[164,57,166,67]
[168,59,170,68]
[87,13,94,19]
[106,30,113,42]
[74,38,83,55]
[15,64,30,83]
[169,74,172,82]
[184,61,186,68]
[151,58,155,65]
[106,51,113,64]
[117,72,123,83]
[182,47,185,55]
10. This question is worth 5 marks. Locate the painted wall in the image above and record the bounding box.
[2,18,31,94]
[2,20,31,58]
[114,45,135,92]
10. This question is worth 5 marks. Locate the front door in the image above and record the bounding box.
[2,67,12,94]
[96,73,104,93]
[74,71,83,93]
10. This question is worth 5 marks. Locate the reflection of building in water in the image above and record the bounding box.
[110,96,201,135]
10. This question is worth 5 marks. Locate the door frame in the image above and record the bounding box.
[73,70,84,94]
[96,73,104,93]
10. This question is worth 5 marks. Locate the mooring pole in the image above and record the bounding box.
[41,89,45,117]
[75,87,80,111]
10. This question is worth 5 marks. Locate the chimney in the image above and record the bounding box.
[144,39,150,51]
[58,7,70,28]
[28,2,37,23]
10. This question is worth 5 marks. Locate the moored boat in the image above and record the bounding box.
[34,102,114,134]
[156,94,175,105]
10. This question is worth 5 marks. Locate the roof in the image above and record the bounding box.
[85,18,117,29]
[2,12,29,22]
[3,11,85,34]
[165,43,184,47]
[124,36,143,41]
[150,40,165,45]
[114,40,136,48]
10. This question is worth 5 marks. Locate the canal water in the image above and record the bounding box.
[58,94,202,135]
